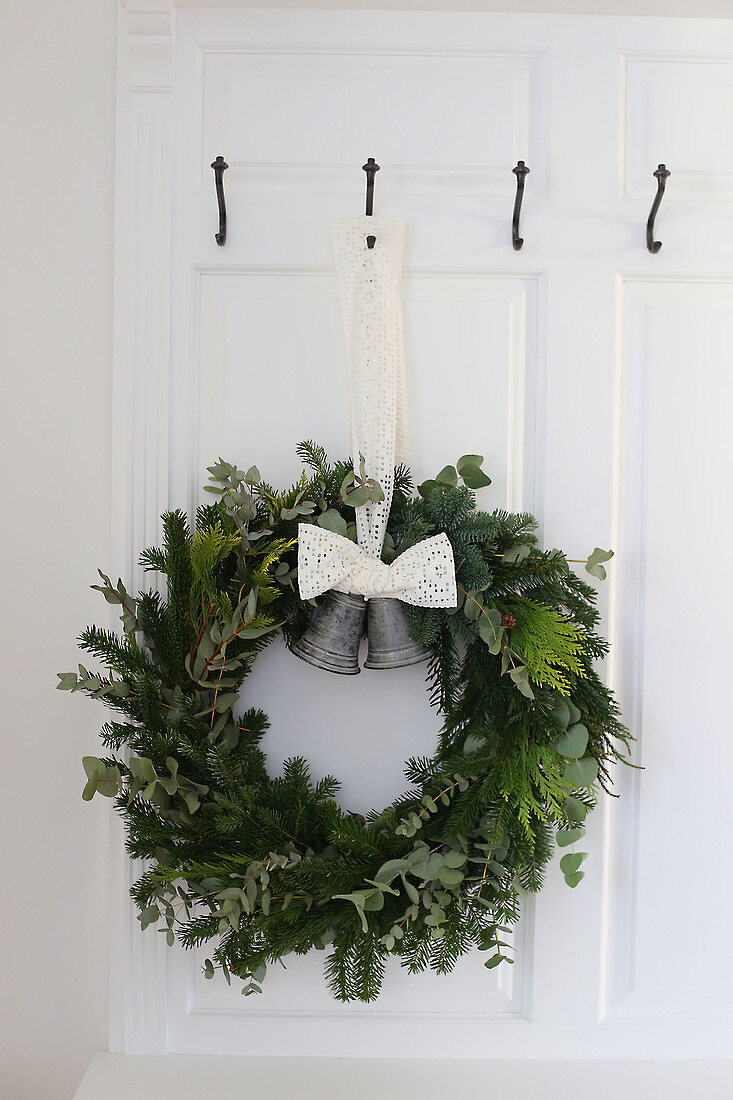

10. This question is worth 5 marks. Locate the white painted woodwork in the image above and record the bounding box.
[74,1053,733,1100]
[111,3,733,1064]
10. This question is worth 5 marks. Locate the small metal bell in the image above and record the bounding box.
[364,597,431,670]
[290,590,366,675]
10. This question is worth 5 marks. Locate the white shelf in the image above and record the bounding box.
[75,1054,733,1099]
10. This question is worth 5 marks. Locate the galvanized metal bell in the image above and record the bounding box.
[364,597,431,670]
[290,590,366,675]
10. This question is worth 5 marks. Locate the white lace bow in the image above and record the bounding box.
[298,524,457,607]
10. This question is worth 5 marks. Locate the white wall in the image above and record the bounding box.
[0,2,117,1097]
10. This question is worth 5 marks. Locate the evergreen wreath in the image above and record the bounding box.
[59,443,629,1002]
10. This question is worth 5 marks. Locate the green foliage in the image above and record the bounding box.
[508,599,585,695]
[189,522,241,626]
[585,547,614,580]
[59,443,630,1004]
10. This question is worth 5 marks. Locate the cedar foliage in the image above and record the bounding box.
[59,445,629,1001]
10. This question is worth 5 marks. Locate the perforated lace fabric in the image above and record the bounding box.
[297,525,457,607]
[332,217,409,558]
[296,217,457,610]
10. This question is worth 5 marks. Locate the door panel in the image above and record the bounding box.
[624,55,733,202]
[605,278,733,1020]
[199,46,547,200]
[194,269,539,503]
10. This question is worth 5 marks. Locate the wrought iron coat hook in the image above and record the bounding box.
[211,155,228,246]
[647,164,670,253]
[363,157,380,248]
[512,161,530,251]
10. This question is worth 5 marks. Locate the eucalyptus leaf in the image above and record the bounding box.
[238,624,279,640]
[564,870,585,888]
[374,859,409,885]
[563,796,588,824]
[553,722,589,759]
[556,826,585,847]
[559,852,587,874]
[365,479,385,503]
[503,544,531,564]
[464,592,483,621]
[140,905,160,930]
[82,756,103,780]
[402,877,419,904]
[477,609,504,654]
[345,486,371,508]
[340,471,355,497]
[317,509,348,537]
[510,665,535,699]
[81,777,98,801]
[484,954,504,969]
[564,755,599,788]
[95,768,121,798]
[459,463,492,489]
[463,732,487,755]
[456,454,484,473]
[436,465,458,485]
[462,594,479,620]
[438,866,464,887]
[585,547,613,580]
[552,697,571,730]
[181,790,201,814]
[442,851,467,869]
[214,691,239,713]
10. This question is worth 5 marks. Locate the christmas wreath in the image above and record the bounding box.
[59,442,628,1002]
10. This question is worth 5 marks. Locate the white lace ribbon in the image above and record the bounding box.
[297,217,457,609]
[298,524,457,608]
[331,216,408,558]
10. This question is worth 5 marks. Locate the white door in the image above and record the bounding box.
[112,6,733,1059]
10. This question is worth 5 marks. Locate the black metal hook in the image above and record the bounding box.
[363,157,380,249]
[211,155,228,246]
[512,161,530,251]
[647,164,670,254]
